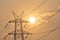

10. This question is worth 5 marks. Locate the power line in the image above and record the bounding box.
[27,12,59,31]
[12,10,59,32]
[5,0,48,31]
[38,25,60,40]
[7,0,48,32]
[30,0,48,12]
[24,0,48,17]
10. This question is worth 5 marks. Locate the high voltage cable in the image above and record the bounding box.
[4,0,48,28]
[27,10,60,40]
[38,25,60,40]
[14,11,59,32]
[24,0,48,16]
[30,0,48,12]
[27,13,59,31]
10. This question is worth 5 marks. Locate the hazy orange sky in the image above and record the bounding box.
[0,0,60,40]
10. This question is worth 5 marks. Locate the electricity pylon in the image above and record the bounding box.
[4,10,32,40]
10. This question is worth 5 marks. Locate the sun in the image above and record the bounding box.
[29,17,36,23]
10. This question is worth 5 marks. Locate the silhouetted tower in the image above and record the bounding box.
[4,10,32,40]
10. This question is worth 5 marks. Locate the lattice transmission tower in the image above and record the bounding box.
[4,10,32,40]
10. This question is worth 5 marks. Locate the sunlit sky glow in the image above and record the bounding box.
[0,0,60,40]
[29,17,36,23]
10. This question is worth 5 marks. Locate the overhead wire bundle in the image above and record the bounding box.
[3,0,60,40]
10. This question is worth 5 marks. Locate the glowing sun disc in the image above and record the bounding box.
[29,17,36,23]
